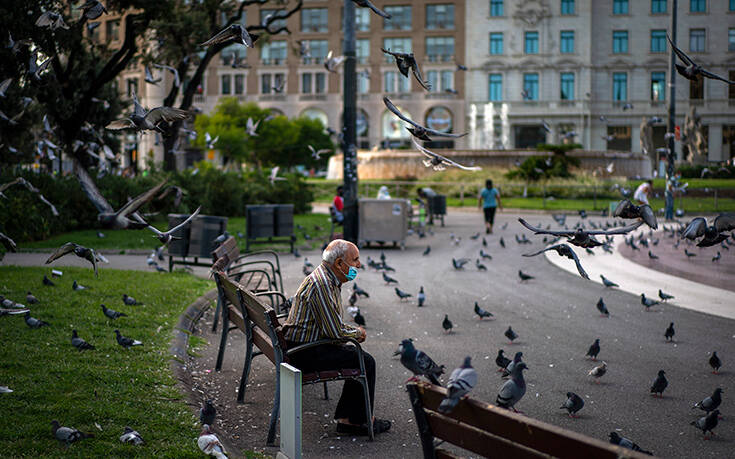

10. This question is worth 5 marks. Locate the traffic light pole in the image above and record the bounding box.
[342,0,359,243]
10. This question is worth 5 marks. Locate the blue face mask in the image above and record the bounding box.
[345,266,358,281]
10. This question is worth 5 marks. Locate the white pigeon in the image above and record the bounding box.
[308,144,331,160]
[198,425,227,458]
[0,386,12,393]
[245,117,260,136]
[268,167,286,185]
[119,426,144,445]
[204,132,219,149]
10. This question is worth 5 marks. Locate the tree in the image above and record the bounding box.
[505,144,581,197]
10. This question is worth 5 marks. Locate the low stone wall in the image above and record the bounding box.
[327,149,651,180]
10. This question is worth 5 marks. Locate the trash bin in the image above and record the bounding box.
[188,215,228,258]
[166,214,192,257]
[246,205,275,239]
[358,198,409,248]
[273,204,294,237]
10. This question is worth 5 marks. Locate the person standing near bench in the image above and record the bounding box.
[478,179,502,234]
[282,239,391,436]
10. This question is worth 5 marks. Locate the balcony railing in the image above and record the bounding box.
[301,57,325,65]
[259,94,287,101]
[425,92,457,99]
[300,94,327,101]
[261,58,286,66]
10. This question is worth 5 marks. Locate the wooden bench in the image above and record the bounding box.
[214,271,374,445]
[407,382,654,459]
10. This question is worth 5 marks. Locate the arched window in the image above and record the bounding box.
[300,108,328,128]
[425,106,453,133]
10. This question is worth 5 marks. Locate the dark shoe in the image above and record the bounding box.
[336,419,391,436]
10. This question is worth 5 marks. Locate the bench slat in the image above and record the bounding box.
[252,326,275,363]
[227,305,247,333]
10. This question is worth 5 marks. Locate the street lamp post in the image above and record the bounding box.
[665,0,678,219]
[342,0,359,243]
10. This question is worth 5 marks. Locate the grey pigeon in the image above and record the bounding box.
[596,297,609,317]
[72,280,88,291]
[667,33,735,85]
[518,218,642,248]
[353,309,366,327]
[200,400,217,425]
[353,284,369,298]
[0,386,12,393]
[79,0,108,20]
[399,338,444,385]
[518,270,533,282]
[145,206,200,245]
[352,0,392,18]
[523,244,589,279]
[51,420,93,445]
[0,231,17,252]
[496,361,527,412]
[119,426,144,445]
[693,388,722,413]
[348,291,358,306]
[504,326,518,343]
[658,289,674,302]
[588,361,607,383]
[600,275,618,288]
[102,304,127,320]
[560,392,584,417]
[422,246,431,256]
[495,350,511,372]
[501,352,523,378]
[45,242,100,277]
[709,352,721,374]
[79,178,166,230]
[198,424,227,458]
[381,52,432,92]
[476,259,487,271]
[641,294,659,310]
[684,248,697,258]
[712,251,721,262]
[43,275,55,286]
[474,302,493,319]
[71,330,95,350]
[613,199,658,229]
[395,288,412,301]
[438,356,477,414]
[115,329,142,348]
[36,11,70,30]
[650,370,668,397]
[648,250,658,260]
[382,272,398,285]
[26,291,38,305]
[25,312,49,328]
[691,410,720,439]
[452,258,470,270]
[586,339,600,360]
[417,286,425,307]
[201,24,254,48]
[442,315,453,334]
[479,249,492,260]
[106,89,190,133]
[500,237,505,248]
[608,432,652,455]
[664,322,675,342]
[123,294,143,306]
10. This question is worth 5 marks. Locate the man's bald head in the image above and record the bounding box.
[322,239,358,265]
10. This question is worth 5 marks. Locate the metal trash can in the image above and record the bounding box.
[428,195,447,226]
[273,204,294,237]
[246,205,275,239]
[188,215,228,258]
[358,198,409,248]
[166,214,192,257]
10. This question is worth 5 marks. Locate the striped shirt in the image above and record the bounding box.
[282,262,360,343]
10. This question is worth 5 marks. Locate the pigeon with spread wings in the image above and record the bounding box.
[201,24,255,48]
[518,218,643,248]
[667,34,734,85]
[105,89,190,133]
[45,242,101,277]
[523,244,589,279]
[384,97,467,141]
[145,206,200,245]
[411,137,480,171]
[380,48,431,91]
[352,0,392,18]
[153,63,180,87]
[681,213,735,247]
[613,199,658,229]
[308,145,331,160]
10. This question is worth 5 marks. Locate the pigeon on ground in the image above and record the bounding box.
[382,272,398,285]
[691,410,720,439]
[198,424,228,458]
[658,289,674,302]
[422,246,431,256]
[348,291,358,306]
[354,309,366,327]
[586,339,600,360]
[395,288,412,301]
[648,250,658,260]
[51,420,94,445]
[72,280,88,291]
[479,249,492,260]
[709,352,721,374]
[417,287,425,307]
[501,352,523,378]
[119,426,144,445]
[25,312,49,328]
[115,330,142,348]
[667,33,735,84]
[504,326,518,344]
[0,308,29,316]
[684,249,697,258]
[201,24,254,48]
[523,244,589,279]
[346,305,359,319]
[588,361,607,383]
[664,322,675,342]
[596,297,609,317]
[641,294,660,310]
[560,392,584,418]
[43,275,56,286]
[712,251,721,262]
[26,292,38,305]
[71,330,95,350]
[438,356,477,414]
[650,370,668,397]
[476,259,487,271]
[145,207,201,245]
[499,237,506,248]
[474,302,493,319]
[102,304,127,320]
[200,400,216,425]
[122,294,143,306]
[600,275,618,288]
[495,350,511,372]
[353,284,369,298]
[518,270,533,282]
[45,242,101,277]
[442,315,453,334]
[608,432,653,455]
[303,258,314,269]
[452,258,470,270]
[496,362,527,412]
[613,199,658,229]
[352,0,392,19]
[399,339,444,385]
[693,388,723,413]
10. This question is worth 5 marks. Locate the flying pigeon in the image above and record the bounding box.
[384,97,467,140]
[588,361,607,383]
[79,0,108,20]
[352,0,392,18]
[613,199,658,229]
[518,218,642,248]
[25,312,49,328]
[78,176,166,229]
[560,392,584,417]
[442,315,453,334]
[115,329,142,348]
[691,410,720,439]
[106,89,190,133]
[681,214,735,247]
[667,34,735,85]
[268,166,286,185]
[201,24,254,48]
[308,145,331,160]
[36,11,70,30]
[417,286,425,307]
[496,361,527,412]
[438,356,477,414]
[153,63,180,87]
[51,420,93,445]
[200,400,216,425]
[693,388,723,414]
[608,432,652,455]
[650,370,668,397]
[198,424,227,458]
[45,242,104,276]
[380,50,431,91]
[119,426,144,445]
[144,65,161,85]
[399,338,444,385]
[123,294,143,306]
[245,117,260,136]
[0,231,17,252]
[324,50,346,73]
[600,275,618,288]
[474,302,493,320]
[410,137,479,171]
[504,326,518,343]
[586,339,600,360]
[145,206,200,245]
[102,304,127,320]
[709,352,721,374]
[523,244,589,279]
[596,297,609,317]
[71,330,95,350]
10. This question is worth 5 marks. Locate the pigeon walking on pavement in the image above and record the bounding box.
[664,322,675,342]
[474,302,493,319]
[119,426,144,445]
[504,326,518,344]
[422,246,431,256]
[588,361,607,383]
[353,284,370,298]
[641,294,660,310]
[596,297,609,317]
[438,356,477,414]
[709,352,721,374]
[518,270,533,282]
[198,424,228,458]
[399,338,444,385]
[417,286,425,307]
[395,288,412,301]
[691,410,720,440]
[501,352,523,378]
[71,330,95,350]
[382,272,398,285]
[650,370,668,397]
[608,432,653,455]
[495,350,511,372]
[600,275,618,288]
[442,315,453,334]
[559,392,585,418]
[452,258,470,270]
[586,339,601,360]
[693,388,723,414]
[496,362,528,412]
[353,309,366,327]
[51,420,94,445]
[658,289,674,302]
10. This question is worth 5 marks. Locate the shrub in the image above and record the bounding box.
[677,163,735,179]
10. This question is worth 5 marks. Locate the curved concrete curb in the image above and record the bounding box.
[544,229,735,320]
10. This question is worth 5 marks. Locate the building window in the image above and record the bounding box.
[561,0,575,15]
[490,0,504,16]
[384,6,411,30]
[524,31,539,54]
[731,0,735,11]
[523,73,539,100]
[126,78,138,97]
[613,31,629,53]
[489,32,503,54]
[301,8,328,33]
[273,73,284,92]
[88,22,100,41]
[261,74,272,94]
[356,8,370,31]
[613,0,629,15]
[304,40,328,63]
[383,38,412,62]
[441,70,453,91]
[488,73,502,101]
[651,30,667,52]
[261,41,287,64]
[690,78,704,99]
[690,29,705,52]
[315,73,326,94]
[426,4,454,29]
[560,73,574,100]
[560,31,575,53]
[651,0,667,13]
[426,36,455,62]
[613,72,627,101]
[260,9,287,30]
[221,75,231,95]
[651,72,665,100]
[730,28,735,51]
[356,39,370,64]
[357,71,369,94]
[384,71,410,93]
[427,70,438,92]
[234,74,244,95]
[301,73,312,93]
[690,0,705,13]
[106,19,119,42]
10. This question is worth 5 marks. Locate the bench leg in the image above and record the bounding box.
[211,295,222,333]
[360,376,374,441]
[214,310,230,372]
[266,362,281,445]
[237,323,254,403]
[322,381,329,400]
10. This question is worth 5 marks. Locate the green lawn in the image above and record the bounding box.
[0,266,218,458]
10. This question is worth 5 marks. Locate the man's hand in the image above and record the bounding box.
[356,326,367,343]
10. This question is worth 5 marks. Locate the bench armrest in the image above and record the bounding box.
[286,337,367,374]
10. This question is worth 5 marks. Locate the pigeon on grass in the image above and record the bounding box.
[71,330,95,350]
[51,420,94,445]
[119,426,144,445]
[198,424,227,458]
[115,330,142,348]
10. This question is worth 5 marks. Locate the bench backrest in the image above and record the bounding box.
[407,382,653,459]
[211,236,239,264]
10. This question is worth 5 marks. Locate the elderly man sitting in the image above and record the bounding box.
[282,239,391,436]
